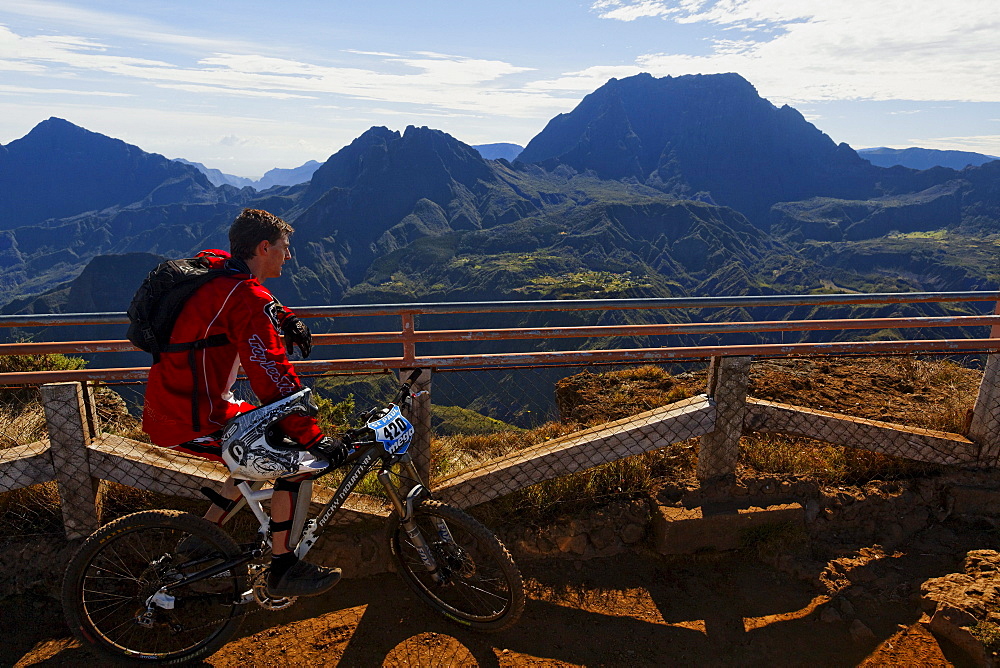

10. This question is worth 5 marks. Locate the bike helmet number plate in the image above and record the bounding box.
[369,404,414,455]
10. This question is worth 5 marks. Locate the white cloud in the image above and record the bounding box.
[219,135,250,147]
[1,0,254,52]
[525,65,645,92]
[0,24,175,70]
[388,53,535,84]
[588,0,1000,104]
[0,22,571,118]
[155,84,317,100]
[343,50,401,58]
[592,0,676,21]
[363,107,485,119]
[0,84,131,97]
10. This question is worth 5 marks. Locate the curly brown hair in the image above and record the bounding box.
[229,208,294,261]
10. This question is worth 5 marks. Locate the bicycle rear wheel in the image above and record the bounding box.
[62,509,247,664]
[388,500,524,632]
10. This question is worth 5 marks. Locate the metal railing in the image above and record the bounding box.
[1,291,999,383]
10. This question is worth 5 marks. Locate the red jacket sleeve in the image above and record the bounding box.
[228,282,323,447]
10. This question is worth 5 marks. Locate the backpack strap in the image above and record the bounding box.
[161,334,230,432]
[161,333,229,354]
[163,266,248,433]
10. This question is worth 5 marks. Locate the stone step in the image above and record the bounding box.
[651,501,804,555]
[948,484,1000,517]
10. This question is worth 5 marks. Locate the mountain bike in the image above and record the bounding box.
[61,372,525,664]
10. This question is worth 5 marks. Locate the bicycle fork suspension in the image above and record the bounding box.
[379,461,445,583]
[400,519,443,582]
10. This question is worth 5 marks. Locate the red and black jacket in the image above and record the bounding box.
[142,249,322,458]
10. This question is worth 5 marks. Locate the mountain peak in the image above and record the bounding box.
[14,117,121,152]
[473,143,523,161]
[517,71,873,225]
[305,125,489,201]
[0,118,214,227]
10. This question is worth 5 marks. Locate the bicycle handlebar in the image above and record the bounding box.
[333,370,424,456]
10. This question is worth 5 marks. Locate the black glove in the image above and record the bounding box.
[309,436,347,467]
[280,314,312,358]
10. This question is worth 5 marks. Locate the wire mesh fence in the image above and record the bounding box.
[743,355,987,484]
[0,352,993,548]
[0,382,62,542]
[420,363,708,526]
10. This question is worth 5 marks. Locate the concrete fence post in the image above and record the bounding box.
[969,302,1000,465]
[697,356,752,487]
[398,368,433,486]
[40,382,103,539]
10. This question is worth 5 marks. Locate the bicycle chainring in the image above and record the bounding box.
[251,569,298,611]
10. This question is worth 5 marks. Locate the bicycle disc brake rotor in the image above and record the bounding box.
[251,570,298,610]
[438,543,476,578]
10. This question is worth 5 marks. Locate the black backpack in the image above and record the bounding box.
[127,253,241,431]
[127,253,234,363]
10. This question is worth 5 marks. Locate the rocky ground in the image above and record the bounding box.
[3,477,1000,667]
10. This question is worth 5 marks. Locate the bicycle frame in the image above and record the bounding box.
[154,443,430,602]
[231,444,427,555]
[155,372,453,606]
[220,429,444,573]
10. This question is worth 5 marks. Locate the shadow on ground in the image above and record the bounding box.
[7,517,996,667]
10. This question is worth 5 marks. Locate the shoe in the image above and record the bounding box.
[267,559,342,598]
[175,535,218,561]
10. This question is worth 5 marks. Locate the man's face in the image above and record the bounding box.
[258,234,291,280]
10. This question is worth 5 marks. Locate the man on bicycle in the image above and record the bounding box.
[142,208,348,598]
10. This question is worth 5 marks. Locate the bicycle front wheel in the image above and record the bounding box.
[389,500,524,632]
[62,509,247,665]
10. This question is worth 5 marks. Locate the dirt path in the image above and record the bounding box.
[6,524,987,668]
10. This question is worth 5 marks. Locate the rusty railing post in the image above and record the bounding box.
[697,356,751,490]
[401,312,417,366]
[40,381,103,539]
[968,301,1000,466]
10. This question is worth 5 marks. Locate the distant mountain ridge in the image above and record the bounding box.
[173,159,255,188]
[0,117,223,228]
[2,72,1000,328]
[2,120,791,314]
[174,158,322,190]
[472,143,523,161]
[517,73,878,226]
[857,147,999,171]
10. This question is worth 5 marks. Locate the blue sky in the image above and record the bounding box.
[1,0,998,178]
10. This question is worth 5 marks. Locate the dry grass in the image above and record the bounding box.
[432,414,697,525]
[474,443,696,526]
[0,402,47,450]
[554,364,702,425]
[436,357,978,518]
[0,482,63,536]
[744,356,979,482]
[0,385,150,538]
[94,387,147,442]
[431,421,579,480]
[739,433,936,483]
